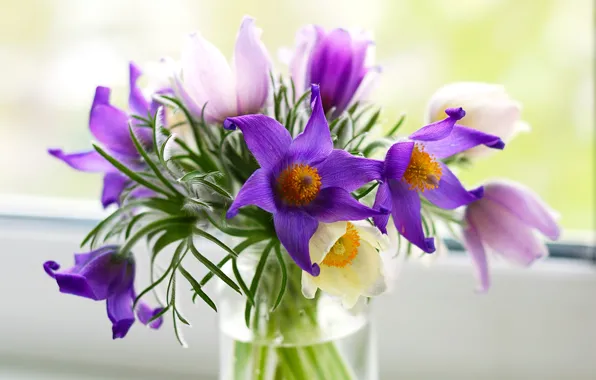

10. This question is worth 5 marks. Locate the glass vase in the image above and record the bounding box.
[218,247,378,380]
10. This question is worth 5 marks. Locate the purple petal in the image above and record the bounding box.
[53,249,130,300]
[388,180,435,253]
[227,169,276,218]
[383,141,415,180]
[43,261,60,278]
[128,62,150,117]
[234,16,270,115]
[90,104,137,157]
[48,149,114,172]
[274,209,320,276]
[224,115,291,170]
[287,85,333,164]
[107,289,135,339]
[372,182,392,234]
[422,164,483,209]
[315,149,383,191]
[483,182,560,240]
[462,222,490,292]
[422,125,505,159]
[136,302,164,329]
[289,25,319,95]
[305,187,385,223]
[101,173,129,208]
[409,107,466,142]
[311,29,354,114]
[180,32,236,123]
[92,86,111,107]
[466,201,547,266]
[334,37,369,115]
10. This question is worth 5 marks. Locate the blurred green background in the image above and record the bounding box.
[0,0,592,232]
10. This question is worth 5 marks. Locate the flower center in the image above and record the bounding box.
[277,164,322,206]
[322,223,360,268]
[403,144,442,192]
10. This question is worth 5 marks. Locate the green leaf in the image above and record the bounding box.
[385,113,406,137]
[359,109,381,135]
[245,240,275,327]
[124,212,150,240]
[354,182,379,200]
[192,227,238,258]
[179,170,223,182]
[146,304,171,325]
[151,226,191,263]
[179,265,217,311]
[120,215,195,256]
[192,178,233,199]
[93,144,172,197]
[138,198,183,215]
[80,200,146,248]
[271,243,287,312]
[362,139,392,157]
[232,258,254,307]
[187,237,241,294]
[129,125,182,197]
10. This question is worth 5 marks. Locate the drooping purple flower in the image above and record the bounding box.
[43,246,163,339]
[289,26,378,117]
[373,107,505,253]
[224,84,386,275]
[463,180,561,292]
[48,62,159,208]
[170,16,271,124]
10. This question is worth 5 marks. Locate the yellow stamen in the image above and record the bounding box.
[403,144,442,192]
[277,164,322,206]
[322,223,360,268]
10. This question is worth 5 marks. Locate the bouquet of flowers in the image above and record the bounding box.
[43,16,560,379]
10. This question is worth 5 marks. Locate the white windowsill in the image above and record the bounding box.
[0,195,595,379]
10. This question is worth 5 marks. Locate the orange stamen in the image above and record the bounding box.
[277,164,322,206]
[322,223,360,268]
[403,144,442,192]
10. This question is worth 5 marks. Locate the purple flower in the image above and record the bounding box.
[463,181,561,292]
[373,107,505,253]
[224,84,385,275]
[170,16,271,124]
[48,62,158,208]
[43,246,163,339]
[289,26,378,117]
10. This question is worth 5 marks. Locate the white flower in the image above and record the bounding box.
[301,221,393,308]
[425,82,530,159]
[170,16,270,124]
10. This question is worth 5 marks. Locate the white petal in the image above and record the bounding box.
[288,25,319,95]
[309,221,347,264]
[181,33,236,123]
[233,16,271,115]
[353,241,386,297]
[351,220,388,250]
[301,271,318,299]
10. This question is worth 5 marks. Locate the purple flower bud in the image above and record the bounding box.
[44,246,164,339]
[290,26,378,117]
[463,181,561,292]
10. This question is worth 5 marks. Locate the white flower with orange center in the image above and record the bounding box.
[301,221,391,308]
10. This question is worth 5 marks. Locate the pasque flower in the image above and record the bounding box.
[302,221,390,308]
[289,25,377,117]
[49,62,157,207]
[373,107,505,253]
[463,180,560,291]
[171,16,270,124]
[426,82,528,159]
[43,246,163,339]
[224,85,385,275]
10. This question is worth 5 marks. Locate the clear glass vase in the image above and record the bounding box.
[218,247,378,380]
